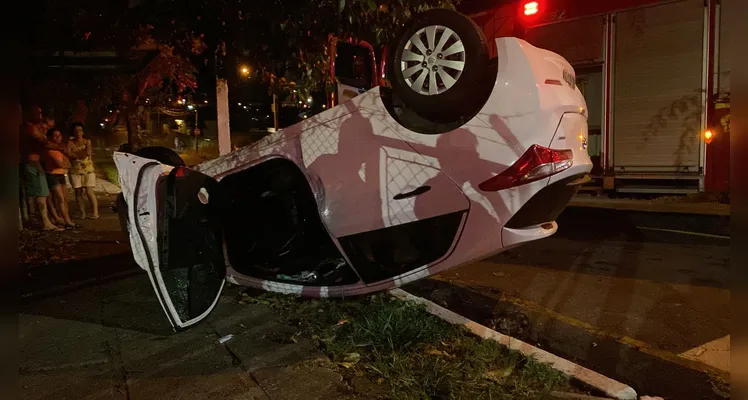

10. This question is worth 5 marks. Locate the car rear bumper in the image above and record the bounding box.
[504,173,587,229]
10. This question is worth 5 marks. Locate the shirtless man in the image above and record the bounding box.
[39,115,65,225]
[19,105,63,231]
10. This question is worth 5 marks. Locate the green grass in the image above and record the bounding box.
[100,162,119,186]
[240,292,573,399]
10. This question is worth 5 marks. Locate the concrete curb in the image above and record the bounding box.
[568,198,729,216]
[94,175,121,195]
[390,288,638,400]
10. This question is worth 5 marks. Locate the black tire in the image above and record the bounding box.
[389,9,489,123]
[134,146,185,166]
[116,193,129,234]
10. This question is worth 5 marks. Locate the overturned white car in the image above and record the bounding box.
[116,9,592,329]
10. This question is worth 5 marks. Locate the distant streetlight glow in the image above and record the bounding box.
[240,65,250,76]
[187,105,195,110]
[307,97,313,103]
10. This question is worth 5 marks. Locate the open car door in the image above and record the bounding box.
[115,152,225,330]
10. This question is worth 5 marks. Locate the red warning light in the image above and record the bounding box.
[524,1,539,16]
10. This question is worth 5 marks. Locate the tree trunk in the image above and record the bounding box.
[126,112,133,148]
[125,111,140,151]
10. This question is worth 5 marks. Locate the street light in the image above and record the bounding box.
[704,129,714,144]
[240,65,250,76]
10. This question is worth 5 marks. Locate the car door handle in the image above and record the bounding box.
[393,185,431,200]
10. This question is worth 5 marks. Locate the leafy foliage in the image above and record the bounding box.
[29,0,459,143]
[130,0,459,101]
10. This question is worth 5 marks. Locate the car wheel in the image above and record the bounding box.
[389,8,489,123]
[134,146,186,166]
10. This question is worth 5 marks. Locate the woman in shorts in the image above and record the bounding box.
[44,128,76,228]
[66,123,99,219]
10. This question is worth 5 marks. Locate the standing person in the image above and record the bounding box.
[44,128,77,229]
[19,105,63,231]
[67,123,99,219]
[40,115,64,225]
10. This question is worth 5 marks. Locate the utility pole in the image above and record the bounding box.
[215,42,232,156]
[272,94,279,130]
[194,106,199,152]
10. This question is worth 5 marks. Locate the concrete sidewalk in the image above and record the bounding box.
[21,177,359,400]
[20,279,357,400]
[569,194,730,216]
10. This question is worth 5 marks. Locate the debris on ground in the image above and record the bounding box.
[218,334,234,344]
[19,214,128,269]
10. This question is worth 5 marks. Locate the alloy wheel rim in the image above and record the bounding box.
[400,25,466,96]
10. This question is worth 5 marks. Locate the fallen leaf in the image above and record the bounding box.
[343,353,360,363]
[483,366,515,383]
[425,349,452,357]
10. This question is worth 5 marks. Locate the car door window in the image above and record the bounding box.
[118,152,226,330]
[155,167,226,325]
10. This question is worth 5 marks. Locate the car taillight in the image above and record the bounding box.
[523,1,539,16]
[478,144,573,191]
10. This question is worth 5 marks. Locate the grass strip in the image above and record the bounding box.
[240,291,576,399]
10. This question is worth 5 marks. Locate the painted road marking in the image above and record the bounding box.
[434,277,730,381]
[636,226,730,240]
[496,290,730,380]
[679,335,730,372]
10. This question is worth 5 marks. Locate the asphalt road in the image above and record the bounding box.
[405,206,730,399]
